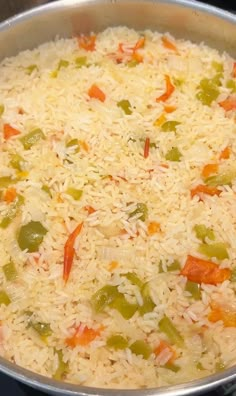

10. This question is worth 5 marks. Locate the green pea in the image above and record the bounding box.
[17,221,47,252]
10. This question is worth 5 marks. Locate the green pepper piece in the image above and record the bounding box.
[66,188,83,201]
[194,224,215,242]
[212,61,224,73]
[20,128,45,150]
[117,100,132,115]
[53,350,69,380]
[75,56,87,68]
[226,79,236,93]
[139,283,155,316]
[230,268,236,282]
[159,315,184,347]
[165,147,182,162]
[58,59,69,70]
[196,362,205,371]
[106,335,129,350]
[164,363,181,372]
[17,221,47,252]
[129,340,152,360]
[185,280,201,300]
[0,290,11,306]
[0,194,25,229]
[161,121,181,133]
[91,285,120,313]
[198,242,229,260]
[127,59,139,68]
[66,138,80,151]
[26,64,38,75]
[0,176,16,188]
[129,203,148,222]
[0,104,4,116]
[122,272,144,288]
[196,81,219,106]
[211,73,223,87]
[204,172,236,187]
[3,260,18,281]
[30,321,52,339]
[173,77,185,87]
[9,153,25,172]
[167,260,181,272]
[41,185,51,196]
[110,294,138,319]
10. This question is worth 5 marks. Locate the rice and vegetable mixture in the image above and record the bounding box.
[0,27,236,388]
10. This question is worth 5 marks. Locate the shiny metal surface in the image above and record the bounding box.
[0,0,236,394]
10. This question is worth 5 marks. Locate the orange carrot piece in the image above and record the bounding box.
[108,261,119,271]
[66,324,102,347]
[201,164,218,178]
[208,303,236,327]
[132,51,143,63]
[3,124,21,140]
[160,163,169,169]
[190,184,221,199]
[180,255,231,285]
[154,113,166,127]
[154,340,177,363]
[161,36,178,52]
[144,137,150,159]
[79,140,89,152]
[88,84,106,102]
[84,205,96,215]
[133,37,145,51]
[78,35,96,51]
[63,222,83,283]
[164,105,177,113]
[3,187,17,204]
[148,221,161,235]
[219,146,231,160]
[219,96,236,111]
[156,75,175,102]
[233,62,236,78]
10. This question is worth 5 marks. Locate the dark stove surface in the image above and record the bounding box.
[0,0,236,395]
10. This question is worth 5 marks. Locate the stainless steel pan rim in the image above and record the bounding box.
[0,0,236,394]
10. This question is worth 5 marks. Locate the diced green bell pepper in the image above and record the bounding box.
[198,242,229,260]
[17,221,47,252]
[159,315,184,347]
[129,340,152,360]
[106,335,129,350]
[20,128,45,150]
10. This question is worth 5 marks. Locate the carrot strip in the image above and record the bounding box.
[148,221,161,235]
[84,205,96,215]
[190,184,221,199]
[78,140,89,152]
[219,96,236,111]
[88,84,106,102]
[154,340,177,363]
[66,324,102,347]
[63,222,83,283]
[201,164,218,178]
[164,105,177,113]
[133,37,145,51]
[219,146,231,160]
[180,255,231,285]
[3,188,17,204]
[3,124,21,140]
[144,137,150,158]
[161,36,178,53]
[156,75,175,102]
[132,51,143,63]
[208,303,236,327]
[78,35,96,51]
[108,261,119,271]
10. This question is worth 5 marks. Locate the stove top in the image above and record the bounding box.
[0,0,236,395]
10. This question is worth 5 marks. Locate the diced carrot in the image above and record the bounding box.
[66,324,102,347]
[132,51,143,63]
[208,302,236,327]
[79,140,89,152]
[88,84,106,102]
[148,221,161,235]
[154,113,166,127]
[233,62,236,78]
[160,163,169,169]
[118,43,125,53]
[154,340,177,363]
[108,261,119,271]
[78,35,96,51]
[18,107,25,115]
[134,37,145,51]
[63,222,83,283]
[201,164,218,178]
[156,75,175,102]
[180,255,231,285]
[3,123,21,140]
[144,137,150,159]
[190,184,221,199]
[219,146,231,160]
[161,36,178,53]
[3,187,17,204]
[219,96,236,111]
[164,105,177,113]
[84,205,96,215]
